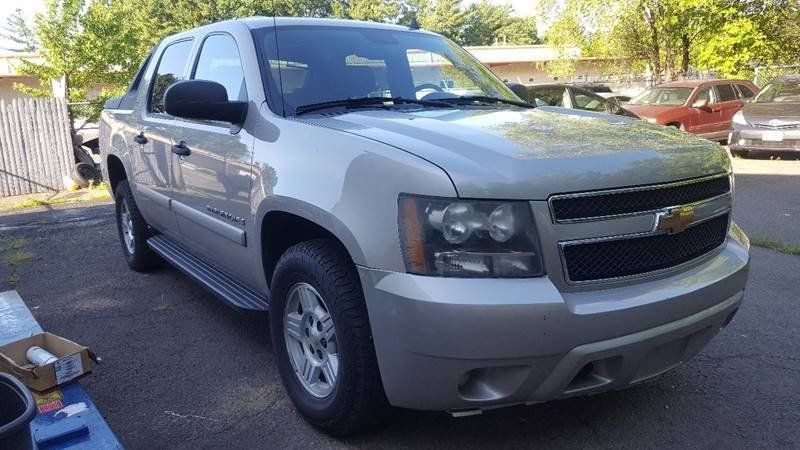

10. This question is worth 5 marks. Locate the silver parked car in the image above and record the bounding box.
[100,17,750,435]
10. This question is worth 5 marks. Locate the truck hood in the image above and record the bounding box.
[624,104,677,120]
[302,106,730,200]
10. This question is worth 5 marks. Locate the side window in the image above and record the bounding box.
[736,84,755,99]
[193,34,247,102]
[530,87,567,107]
[695,87,713,104]
[716,84,737,102]
[149,40,194,114]
[572,91,606,112]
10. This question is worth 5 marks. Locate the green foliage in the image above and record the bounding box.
[495,17,540,46]
[539,0,800,82]
[333,0,400,22]
[415,0,469,43]
[1,8,37,52]
[461,0,513,46]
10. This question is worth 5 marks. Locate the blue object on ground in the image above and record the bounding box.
[0,290,123,449]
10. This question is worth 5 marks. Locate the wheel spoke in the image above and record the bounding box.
[321,356,338,386]
[320,315,336,348]
[301,359,321,385]
[285,312,304,342]
[297,286,318,311]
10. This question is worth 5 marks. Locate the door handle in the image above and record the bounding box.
[133,132,148,145]
[171,140,191,156]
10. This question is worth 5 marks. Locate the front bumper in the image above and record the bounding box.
[358,231,749,412]
[730,128,800,151]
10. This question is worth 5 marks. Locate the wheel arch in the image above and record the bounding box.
[257,199,366,288]
[105,154,127,198]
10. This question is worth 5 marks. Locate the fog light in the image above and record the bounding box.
[738,139,746,145]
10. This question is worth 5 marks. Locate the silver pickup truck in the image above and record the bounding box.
[100,17,750,435]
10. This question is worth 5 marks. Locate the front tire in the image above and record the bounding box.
[270,239,389,435]
[114,180,161,272]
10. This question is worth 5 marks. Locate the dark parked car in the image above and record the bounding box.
[729,75,800,156]
[521,84,640,118]
[626,79,758,142]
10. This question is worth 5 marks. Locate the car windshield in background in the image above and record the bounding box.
[254,26,519,115]
[628,87,694,106]
[754,82,800,103]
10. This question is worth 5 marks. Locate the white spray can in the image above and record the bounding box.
[26,346,59,366]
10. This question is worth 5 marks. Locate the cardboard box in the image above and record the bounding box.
[0,332,92,391]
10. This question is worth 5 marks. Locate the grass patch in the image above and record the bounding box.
[4,249,34,267]
[5,274,19,286]
[750,238,800,256]
[0,183,111,213]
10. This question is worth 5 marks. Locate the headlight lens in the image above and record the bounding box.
[398,195,544,278]
[646,117,658,124]
[732,111,747,126]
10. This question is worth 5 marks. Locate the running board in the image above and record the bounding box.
[147,235,269,311]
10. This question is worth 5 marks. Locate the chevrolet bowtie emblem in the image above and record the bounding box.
[655,206,695,234]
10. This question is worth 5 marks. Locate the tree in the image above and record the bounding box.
[14,0,146,128]
[414,0,468,43]
[1,9,38,52]
[332,0,401,22]
[539,0,800,82]
[496,17,540,45]
[461,0,513,46]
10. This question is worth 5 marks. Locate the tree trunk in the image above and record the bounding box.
[643,2,661,84]
[680,34,690,79]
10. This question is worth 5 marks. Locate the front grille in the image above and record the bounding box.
[562,213,729,282]
[753,123,800,130]
[550,175,730,222]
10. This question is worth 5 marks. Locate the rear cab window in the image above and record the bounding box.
[148,39,194,115]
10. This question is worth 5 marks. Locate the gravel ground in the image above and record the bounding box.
[0,158,797,449]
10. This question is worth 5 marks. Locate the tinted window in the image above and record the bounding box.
[716,84,737,102]
[528,87,567,107]
[193,34,247,101]
[736,84,755,99]
[149,40,193,114]
[572,91,606,112]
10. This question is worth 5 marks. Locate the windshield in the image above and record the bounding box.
[754,82,800,103]
[629,87,694,106]
[254,25,518,115]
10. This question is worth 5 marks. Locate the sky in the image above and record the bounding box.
[0,0,539,50]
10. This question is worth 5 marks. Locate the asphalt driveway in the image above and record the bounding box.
[0,157,797,449]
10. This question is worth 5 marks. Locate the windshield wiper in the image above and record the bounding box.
[294,97,453,115]
[438,96,535,108]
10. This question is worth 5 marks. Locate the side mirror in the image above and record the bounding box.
[506,83,530,102]
[691,98,709,109]
[165,80,247,125]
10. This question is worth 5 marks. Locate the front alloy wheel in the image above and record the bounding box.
[284,282,339,398]
[270,239,390,435]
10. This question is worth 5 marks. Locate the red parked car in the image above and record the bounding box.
[626,79,759,142]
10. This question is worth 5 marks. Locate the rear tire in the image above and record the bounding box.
[270,239,390,436]
[114,180,161,272]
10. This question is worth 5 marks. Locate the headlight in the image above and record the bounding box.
[646,117,658,124]
[398,195,544,277]
[732,111,747,126]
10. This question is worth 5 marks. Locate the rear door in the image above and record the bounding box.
[714,82,743,133]
[168,32,257,279]
[130,38,194,234]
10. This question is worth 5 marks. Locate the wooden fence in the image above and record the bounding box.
[0,97,74,197]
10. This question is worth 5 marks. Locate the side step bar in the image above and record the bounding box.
[147,235,269,311]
